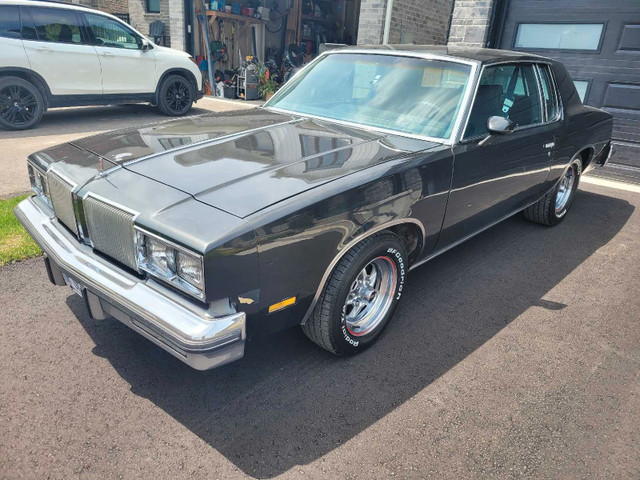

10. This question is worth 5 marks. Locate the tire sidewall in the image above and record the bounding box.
[330,236,407,353]
[159,75,194,116]
[553,158,582,222]
[0,77,44,130]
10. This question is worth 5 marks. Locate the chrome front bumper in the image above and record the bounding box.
[15,196,246,371]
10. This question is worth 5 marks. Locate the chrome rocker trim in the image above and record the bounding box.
[15,196,246,371]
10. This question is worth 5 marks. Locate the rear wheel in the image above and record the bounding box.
[524,158,582,226]
[0,76,45,130]
[157,75,194,116]
[302,231,407,355]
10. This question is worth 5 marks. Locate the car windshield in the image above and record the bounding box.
[266,53,472,140]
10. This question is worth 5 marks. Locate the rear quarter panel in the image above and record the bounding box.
[551,61,613,181]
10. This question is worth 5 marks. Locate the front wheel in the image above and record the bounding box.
[524,158,582,226]
[157,75,194,116]
[302,231,408,355]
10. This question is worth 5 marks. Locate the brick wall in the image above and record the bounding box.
[447,0,494,47]
[388,0,454,44]
[357,0,388,45]
[128,0,184,50]
[73,0,129,15]
[357,0,454,45]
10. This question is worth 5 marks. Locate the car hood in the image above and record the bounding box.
[31,108,440,218]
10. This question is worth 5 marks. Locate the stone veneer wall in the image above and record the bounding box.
[357,0,454,45]
[447,0,494,47]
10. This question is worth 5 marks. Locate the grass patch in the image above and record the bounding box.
[0,195,41,266]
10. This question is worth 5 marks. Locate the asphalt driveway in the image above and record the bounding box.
[0,97,256,199]
[1,182,639,479]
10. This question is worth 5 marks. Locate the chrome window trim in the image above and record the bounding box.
[263,49,481,146]
[134,226,206,301]
[535,63,563,124]
[459,59,563,144]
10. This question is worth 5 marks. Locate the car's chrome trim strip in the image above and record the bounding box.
[300,218,427,325]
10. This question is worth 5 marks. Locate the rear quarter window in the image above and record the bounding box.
[0,5,21,39]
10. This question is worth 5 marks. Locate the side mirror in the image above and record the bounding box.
[487,115,515,135]
[141,38,152,51]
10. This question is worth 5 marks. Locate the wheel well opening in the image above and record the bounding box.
[579,148,593,170]
[389,223,423,264]
[0,70,50,107]
[159,70,198,95]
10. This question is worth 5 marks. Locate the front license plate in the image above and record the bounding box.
[62,273,84,297]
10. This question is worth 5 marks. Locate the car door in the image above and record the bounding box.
[437,62,557,248]
[20,6,102,95]
[81,13,157,95]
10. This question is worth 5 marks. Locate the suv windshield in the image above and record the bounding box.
[267,53,472,140]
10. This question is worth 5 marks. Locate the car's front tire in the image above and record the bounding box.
[302,231,408,355]
[157,74,194,116]
[524,158,582,226]
[0,76,45,130]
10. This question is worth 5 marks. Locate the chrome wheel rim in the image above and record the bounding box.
[165,80,191,113]
[343,256,397,337]
[555,164,576,214]
[0,85,38,126]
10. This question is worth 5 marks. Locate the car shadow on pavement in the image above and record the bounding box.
[67,189,633,478]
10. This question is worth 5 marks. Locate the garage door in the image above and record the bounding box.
[499,0,640,169]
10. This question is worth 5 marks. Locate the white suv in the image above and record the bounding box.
[0,0,203,130]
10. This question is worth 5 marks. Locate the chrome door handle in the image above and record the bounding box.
[544,142,555,149]
[100,52,114,57]
[36,47,53,53]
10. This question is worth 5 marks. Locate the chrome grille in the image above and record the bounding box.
[47,171,78,235]
[84,196,137,270]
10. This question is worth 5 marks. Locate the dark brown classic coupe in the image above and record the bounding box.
[16,46,613,370]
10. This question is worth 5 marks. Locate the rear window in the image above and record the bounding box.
[0,6,21,39]
[26,7,83,44]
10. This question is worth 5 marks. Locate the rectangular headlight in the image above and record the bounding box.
[135,228,205,300]
[28,163,52,208]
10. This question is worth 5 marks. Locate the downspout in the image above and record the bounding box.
[382,0,395,44]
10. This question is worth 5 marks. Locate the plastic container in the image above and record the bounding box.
[225,5,232,12]
[231,3,241,14]
[223,85,237,98]
[242,7,254,16]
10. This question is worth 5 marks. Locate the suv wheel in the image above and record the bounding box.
[157,75,194,116]
[0,77,45,130]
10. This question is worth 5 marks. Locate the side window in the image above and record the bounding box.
[464,64,542,139]
[84,13,141,50]
[0,6,21,39]
[27,7,83,44]
[537,64,560,121]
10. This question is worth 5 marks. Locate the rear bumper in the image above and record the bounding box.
[15,196,246,371]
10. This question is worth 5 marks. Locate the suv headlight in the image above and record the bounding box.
[27,163,52,209]
[135,228,205,300]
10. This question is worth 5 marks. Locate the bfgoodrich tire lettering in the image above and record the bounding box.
[302,231,407,355]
